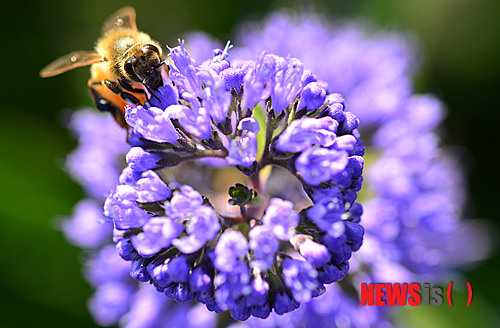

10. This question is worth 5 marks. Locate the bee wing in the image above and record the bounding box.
[40,51,102,78]
[102,6,137,33]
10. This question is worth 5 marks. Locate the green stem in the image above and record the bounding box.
[258,112,276,170]
[239,205,247,218]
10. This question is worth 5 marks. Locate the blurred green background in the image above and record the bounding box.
[1,0,499,327]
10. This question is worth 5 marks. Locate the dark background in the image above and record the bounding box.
[1,0,499,327]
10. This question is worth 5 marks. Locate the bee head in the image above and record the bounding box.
[124,44,164,89]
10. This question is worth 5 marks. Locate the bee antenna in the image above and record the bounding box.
[154,61,166,69]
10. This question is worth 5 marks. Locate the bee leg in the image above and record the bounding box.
[88,83,127,128]
[118,78,146,94]
[88,84,113,113]
[164,63,170,78]
[104,79,142,105]
[119,78,161,103]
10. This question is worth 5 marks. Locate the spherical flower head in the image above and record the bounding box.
[75,41,365,321]
[58,10,489,327]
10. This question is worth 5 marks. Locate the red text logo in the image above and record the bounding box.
[360,282,472,307]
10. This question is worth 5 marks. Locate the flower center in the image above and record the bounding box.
[159,159,312,227]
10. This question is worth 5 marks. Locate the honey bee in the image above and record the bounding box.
[40,6,168,128]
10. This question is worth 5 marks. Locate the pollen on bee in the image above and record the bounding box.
[70,56,77,62]
[116,19,124,27]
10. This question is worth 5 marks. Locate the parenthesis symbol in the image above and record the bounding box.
[447,281,453,306]
[467,282,472,306]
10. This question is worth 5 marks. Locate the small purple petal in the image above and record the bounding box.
[262,198,299,240]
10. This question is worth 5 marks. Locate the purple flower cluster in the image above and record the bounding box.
[100,40,365,320]
[59,10,488,328]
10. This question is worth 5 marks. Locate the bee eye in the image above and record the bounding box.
[141,44,160,55]
[124,56,142,82]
